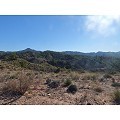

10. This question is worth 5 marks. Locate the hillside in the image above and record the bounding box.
[0,49,120,105]
[64,51,120,58]
[0,48,120,72]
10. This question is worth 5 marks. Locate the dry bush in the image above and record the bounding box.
[1,71,34,96]
[0,64,4,70]
[103,74,112,79]
[1,80,20,95]
[18,71,34,94]
[9,74,18,79]
[112,90,120,105]
[94,87,103,93]
[82,73,98,81]
[70,72,80,80]
[26,72,31,76]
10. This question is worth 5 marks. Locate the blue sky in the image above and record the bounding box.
[0,15,120,52]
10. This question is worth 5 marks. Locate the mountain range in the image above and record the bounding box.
[0,48,120,72]
[1,48,120,58]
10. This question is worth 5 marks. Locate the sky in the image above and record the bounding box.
[0,15,120,52]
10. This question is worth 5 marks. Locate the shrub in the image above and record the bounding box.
[111,82,120,87]
[9,75,18,79]
[78,69,85,73]
[0,65,4,70]
[67,84,77,94]
[1,72,33,96]
[5,53,18,61]
[112,90,120,105]
[48,80,60,88]
[18,78,32,94]
[103,74,112,79]
[34,72,38,75]
[82,73,98,80]
[1,80,20,95]
[107,71,116,75]
[94,87,103,93]
[99,77,104,82]
[90,75,97,80]
[54,68,60,73]
[63,78,72,87]
[26,72,31,76]
[45,78,52,84]
[70,72,80,80]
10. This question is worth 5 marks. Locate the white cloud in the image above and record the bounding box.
[85,16,120,36]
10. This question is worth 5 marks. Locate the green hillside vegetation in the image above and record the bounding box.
[0,48,120,73]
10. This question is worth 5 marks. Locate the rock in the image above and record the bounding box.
[86,102,92,105]
[47,93,51,96]
[39,93,46,96]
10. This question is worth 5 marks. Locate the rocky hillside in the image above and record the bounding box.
[0,48,120,72]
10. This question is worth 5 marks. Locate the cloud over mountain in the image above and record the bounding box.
[85,16,120,36]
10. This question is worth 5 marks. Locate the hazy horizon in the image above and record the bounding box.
[1,47,120,53]
[0,15,120,52]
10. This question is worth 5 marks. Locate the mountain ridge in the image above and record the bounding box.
[1,48,120,59]
[1,48,120,56]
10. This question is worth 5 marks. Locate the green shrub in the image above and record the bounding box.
[0,65,4,69]
[111,82,120,87]
[67,84,77,94]
[5,53,18,61]
[112,90,120,105]
[103,74,112,79]
[107,71,116,75]
[63,78,72,87]
[54,68,60,73]
[45,78,52,84]
[48,80,60,88]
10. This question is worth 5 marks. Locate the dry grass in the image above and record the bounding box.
[82,73,98,81]
[70,71,80,80]
[103,74,112,79]
[1,71,34,96]
[1,80,20,95]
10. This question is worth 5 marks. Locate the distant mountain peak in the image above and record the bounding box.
[23,48,36,52]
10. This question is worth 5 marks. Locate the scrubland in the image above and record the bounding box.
[0,61,120,105]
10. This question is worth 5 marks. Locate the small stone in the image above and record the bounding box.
[87,102,91,105]
[40,93,46,96]
[47,93,51,96]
